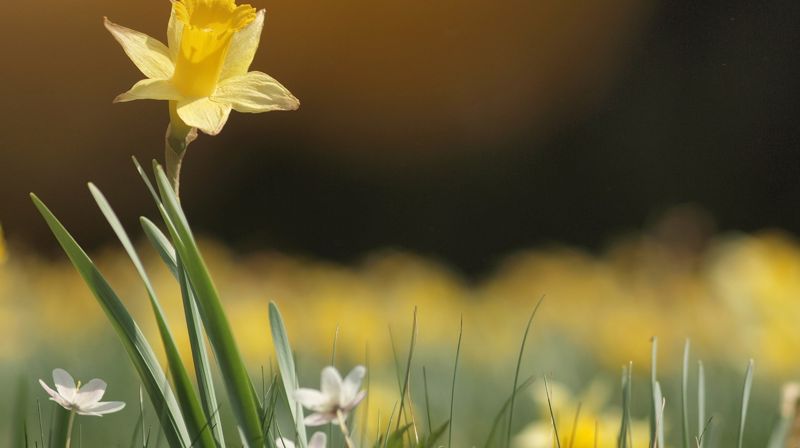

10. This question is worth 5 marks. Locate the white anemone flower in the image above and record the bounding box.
[295,366,367,426]
[39,368,126,416]
[276,431,327,448]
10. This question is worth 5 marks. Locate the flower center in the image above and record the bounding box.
[171,0,256,97]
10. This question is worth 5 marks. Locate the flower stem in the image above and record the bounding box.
[64,409,76,448]
[166,101,198,197]
[336,410,355,448]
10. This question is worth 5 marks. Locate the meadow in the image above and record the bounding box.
[3,222,800,446]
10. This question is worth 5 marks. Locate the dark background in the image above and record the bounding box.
[1,0,798,276]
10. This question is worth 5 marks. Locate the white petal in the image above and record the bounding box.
[212,71,299,113]
[176,98,232,136]
[320,367,342,400]
[303,412,336,427]
[114,78,182,103]
[79,400,126,416]
[167,9,183,61]
[220,9,265,80]
[39,379,71,409]
[275,438,296,448]
[294,388,329,412]
[53,369,77,403]
[340,366,366,404]
[343,390,367,412]
[74,379,107,409]
[308,432,327,448]
[104,17,175,79]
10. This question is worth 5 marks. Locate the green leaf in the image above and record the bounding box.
[374,423,412,448]
[268,301,307,447]
[88,183,216,448]
[151,163,265,447]
[419,420,449,448]
[140,216,226,447]
[737,359,755,448]
[179,259,227,448]
[31,194,191,448]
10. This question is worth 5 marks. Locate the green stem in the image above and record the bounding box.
[336,409,355,448]
[64,410,76,448]
[166,101,197,197]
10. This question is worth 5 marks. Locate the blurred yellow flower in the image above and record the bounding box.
[514,381,648,448]
[105,0,299,136]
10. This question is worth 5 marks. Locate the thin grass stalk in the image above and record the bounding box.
[506,297,545,448]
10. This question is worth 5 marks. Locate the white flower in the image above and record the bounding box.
[39,368,126,416]
[276,431,327,448]
[295,366,367,426]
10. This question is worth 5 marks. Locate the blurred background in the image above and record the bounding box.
[1,0,800,446]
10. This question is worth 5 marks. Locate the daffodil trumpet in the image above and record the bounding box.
[106,0,300,193]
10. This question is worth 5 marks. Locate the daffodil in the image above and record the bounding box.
[277,432,327,448]
[105,0,299,189]
[295,365,367,426]
[39,368,126,416]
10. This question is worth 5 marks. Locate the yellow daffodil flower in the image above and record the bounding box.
[105,0,299,138]
[105,0,299,192]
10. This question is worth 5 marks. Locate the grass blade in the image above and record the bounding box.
[618,363,632,448]
[544,376,562,448]
[697,361,705,448]
[449,315,463,448]
[396,308,418,432]
[483,376,536,448]
[88,183,215,448]
[737,359,755,448]
[152,163,265,446]
[681,339,690,448]
[506,297,545,448]
[268,301,307,447]
[649,337,658,448]
[31,193,191,448]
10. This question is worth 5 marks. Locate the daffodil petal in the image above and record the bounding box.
[80,400,126,416]
[320,366,342,398]
[104,17,174,79]
[167,9,183,61]
[114,79,182,103]
[74,379,107,409]
[308,432,327,448]
[212,71,299,113]
[53,368,76,402]
[176,98,232,136]
[220,9,265,80]
[303,412,335,427]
